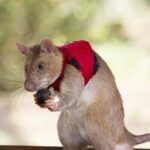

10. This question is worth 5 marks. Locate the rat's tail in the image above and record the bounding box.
[133,133,150,145]
[126,129,150,145]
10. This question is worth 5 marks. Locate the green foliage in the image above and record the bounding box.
[0,0,149,91]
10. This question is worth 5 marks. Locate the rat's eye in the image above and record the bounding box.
[37,63,44,70]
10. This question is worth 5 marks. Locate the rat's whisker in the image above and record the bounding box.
[10,87,27,105]
[3,78,24,84]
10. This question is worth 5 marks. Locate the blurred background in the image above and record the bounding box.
[0,0,150,148]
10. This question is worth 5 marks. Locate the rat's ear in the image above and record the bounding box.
[16,43,29,55]
[40,39,54,53]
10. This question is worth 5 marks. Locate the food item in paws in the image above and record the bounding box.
[36,88,51,104]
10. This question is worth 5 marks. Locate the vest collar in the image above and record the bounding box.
[50,46,68,91]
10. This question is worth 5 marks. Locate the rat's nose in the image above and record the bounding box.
[24,80,35,92]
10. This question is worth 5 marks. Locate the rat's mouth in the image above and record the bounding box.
[24,82,36,92]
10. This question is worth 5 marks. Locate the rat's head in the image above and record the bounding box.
[16,39,62,92]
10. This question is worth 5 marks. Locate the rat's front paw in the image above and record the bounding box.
[43,99,56,111]
[34,94,55,111]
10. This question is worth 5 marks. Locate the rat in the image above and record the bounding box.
[16,39,150,150]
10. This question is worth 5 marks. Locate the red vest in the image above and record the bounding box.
[51,40,98,91]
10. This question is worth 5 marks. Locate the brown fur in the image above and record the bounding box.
[17,39,150,150]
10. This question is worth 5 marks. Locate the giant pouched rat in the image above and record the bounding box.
[16,39,150,150]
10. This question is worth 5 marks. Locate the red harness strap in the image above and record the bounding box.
[51,40,97,91]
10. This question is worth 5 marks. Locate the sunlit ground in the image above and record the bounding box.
[0,43,150,148]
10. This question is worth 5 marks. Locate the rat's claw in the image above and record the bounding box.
[35,103,44,108]
[42,99,55,111]
[33,93,37,97]
[34,97,39,103]
[48,95,54,99]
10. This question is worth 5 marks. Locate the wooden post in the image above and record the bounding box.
[0,146,149,150]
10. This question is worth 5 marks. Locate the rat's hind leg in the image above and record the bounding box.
[85,119,116,150]
[59,133,86,150]
[86,128,133,150]
[57,113,87,150]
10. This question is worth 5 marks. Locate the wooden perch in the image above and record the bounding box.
[0,146,149,150]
